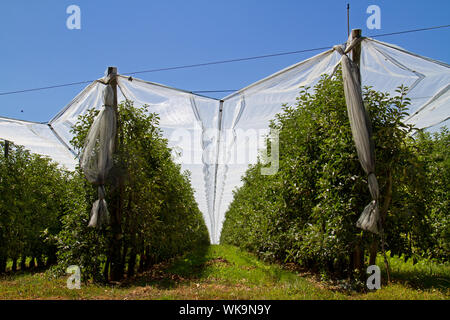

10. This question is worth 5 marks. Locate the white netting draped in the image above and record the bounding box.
[1,38,449,243]
[79,85,117,228]
[0,117,75,168]
[334,36,380,234]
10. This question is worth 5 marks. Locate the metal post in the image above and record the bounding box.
[347,4,350,37]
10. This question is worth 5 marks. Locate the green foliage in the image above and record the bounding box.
[387,128,450,261]
[0,142,75,271]
[47,172,108,281]
[54,100,209,281]
[377,251,450,290]
[423,129,450,261]
[220,69,449,277]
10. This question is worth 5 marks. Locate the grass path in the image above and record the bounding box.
[0,245,448,300]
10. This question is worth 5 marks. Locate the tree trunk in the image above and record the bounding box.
[109,233,123,281]
[46,250,57,267]
[103,256,110,282]
[380,169,393,283]
[144,245,151,270]
[12,258,17,272]
[109,180,124,281]
[127,214,137,277]
[0,256,6,273]
[29,257,35,269]
[380,170,393,224]
[367,170,392,268]
[20,256,26,270]
[110,229,124,281]
[104,153,124,281]
[36,255,43,269]
[127,249,137,277]
[369,240,378,265]
[138,251,145,273]
[352,243,364,274]
[121,244,128,273]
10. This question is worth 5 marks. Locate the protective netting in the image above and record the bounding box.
[1,38,449,243]
[335,35,380,234]
[0,117,75,168]
[80,84,116,228]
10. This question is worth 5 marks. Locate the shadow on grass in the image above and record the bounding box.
[120,244,210,290]
[374,254,450,293]
[382,269,450,292]
[227,248,288,283]
[117,245,450,297]
[0,266,50,280]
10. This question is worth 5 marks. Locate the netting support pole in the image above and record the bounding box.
[348,29,366,274]
[349,30,391,283]
[106,67,118,118]
[347,4,350,37]
[350,29,362,81]
[105,66,124,281]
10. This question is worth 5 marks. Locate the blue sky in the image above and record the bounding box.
[1,0,449,122]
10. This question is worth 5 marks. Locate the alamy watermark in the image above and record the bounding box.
[66,5,81,30]
[66,265,81,289]
[169,121,279,175]
[366,265,381,290]
[366,5,381,30]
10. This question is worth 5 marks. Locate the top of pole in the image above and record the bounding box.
[347,4,350,36]
[104,67,118,86]
[349,29,362,83]
[107,66,117,76]
[105,66,118,114]
[349,29,362,63]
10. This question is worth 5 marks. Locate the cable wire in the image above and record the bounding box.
[0,24,449,97]
[122,46,332,76]
[369,24,450,38]
[0,80,94,96]
[192,90,237,93]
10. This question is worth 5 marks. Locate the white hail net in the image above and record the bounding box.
[1,38,449,243]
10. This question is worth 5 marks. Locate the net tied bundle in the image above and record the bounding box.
[334,39,380,234]
[79,84,117,228]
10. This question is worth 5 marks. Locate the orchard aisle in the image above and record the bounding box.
[0,245,447,300]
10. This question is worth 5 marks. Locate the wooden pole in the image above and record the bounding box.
[348,28,366,275]
[107,67,119,157]
[349,29,362,73]
[348,30,391,283]
[105,66,125,281]
[106,67,118,115]
[348,28,363,91]
[347,4,350,37]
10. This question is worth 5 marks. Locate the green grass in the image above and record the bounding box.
[0,244,448,300]
[377,251,450,291]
